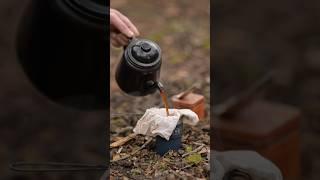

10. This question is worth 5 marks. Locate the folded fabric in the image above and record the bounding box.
[133,108,199,140]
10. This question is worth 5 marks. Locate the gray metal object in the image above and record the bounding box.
[211,151,283,180]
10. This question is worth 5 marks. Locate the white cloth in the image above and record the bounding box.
[133,108,199,140]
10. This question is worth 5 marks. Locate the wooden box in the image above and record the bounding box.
[171,92,205,120]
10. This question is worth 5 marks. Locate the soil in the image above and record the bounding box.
[110,117,210,179]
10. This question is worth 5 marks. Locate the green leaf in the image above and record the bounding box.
[185,146,193,153]
[185,153,203,165]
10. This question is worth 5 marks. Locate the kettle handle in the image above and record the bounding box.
[123,37,137,51]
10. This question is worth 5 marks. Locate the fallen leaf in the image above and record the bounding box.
[185,146,193,153]
[185,153,203,165]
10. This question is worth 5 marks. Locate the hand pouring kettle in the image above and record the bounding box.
[116,38,162,96]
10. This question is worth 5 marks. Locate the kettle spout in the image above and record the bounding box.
[156,82,164,92]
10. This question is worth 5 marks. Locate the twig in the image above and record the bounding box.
[110,133,137,148]
[192,141,204,146]
[180,164,193,170]
[111,138,153,163]
[162,158,176,165]
[182,132,189,139]
[182,144,205,158]
[116,146,123,154]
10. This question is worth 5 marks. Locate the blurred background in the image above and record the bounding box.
[0,0,106,179]
[213,0,320,179]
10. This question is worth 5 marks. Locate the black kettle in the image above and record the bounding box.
[115,38,162,96]
[16,0,108,109]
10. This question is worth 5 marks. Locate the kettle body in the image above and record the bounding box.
[115,38,162,96]
[16,0,108,109]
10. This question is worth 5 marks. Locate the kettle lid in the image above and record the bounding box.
[125,39,161,69]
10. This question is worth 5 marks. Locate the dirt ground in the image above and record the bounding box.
[110,0,210,179]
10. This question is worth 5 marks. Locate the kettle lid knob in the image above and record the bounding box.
[141,42,151,52]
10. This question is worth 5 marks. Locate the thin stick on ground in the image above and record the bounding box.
[110,133,137,148]
[111,138,153,163]
[182,144,205,158]
[180,164,194,170]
